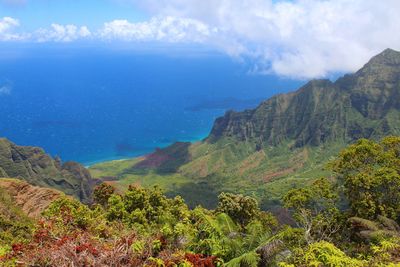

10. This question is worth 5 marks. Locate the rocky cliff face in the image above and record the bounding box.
[0,139,93,203]
[207,49,400,148]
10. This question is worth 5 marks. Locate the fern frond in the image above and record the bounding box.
[225,251,260,267]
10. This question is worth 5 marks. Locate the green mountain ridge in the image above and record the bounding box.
[208,48,400,146]
[89,48,400,208]
[0,138,94,203]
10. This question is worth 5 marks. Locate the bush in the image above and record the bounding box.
[93,183,116,207]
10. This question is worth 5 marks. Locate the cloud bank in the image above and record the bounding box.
[35,24,91,42]
[1,0,400,78]
[99,16,214,43]
[130,0,400,78]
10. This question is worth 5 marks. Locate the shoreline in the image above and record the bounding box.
[84,157,132,168]
[84,134,208,168]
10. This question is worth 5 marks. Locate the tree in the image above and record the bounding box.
[106,194,127,221]
[332,137,400,219]
[283,178,341,244]
[104,185,192,230]
[216,193,260,226]
[123,185,170,222]
[93,183,116,207]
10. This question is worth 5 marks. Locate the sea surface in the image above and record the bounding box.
[0,43,303,165]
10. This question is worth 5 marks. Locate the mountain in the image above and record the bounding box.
[0,138,94,203]
[208,48,400,147]
[90,48,400,208]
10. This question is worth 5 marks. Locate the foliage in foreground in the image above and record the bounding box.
[3,137,400,266]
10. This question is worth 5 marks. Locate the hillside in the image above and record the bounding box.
[0,139,94,203]
[0,179,64,218]
[90,49,400,208]
[0,178,64,242]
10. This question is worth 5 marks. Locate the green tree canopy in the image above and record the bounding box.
[93,183,116,207]
[283,178,341,244]
[332,137,400,220]
[216,192,260,226]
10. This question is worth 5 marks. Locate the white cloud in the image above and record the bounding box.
[0,16,23,41]
[99,16,214,43]
[2,1,400,78]
[0,18,91,43]
[127,0,400,78]
[35,24,91,42]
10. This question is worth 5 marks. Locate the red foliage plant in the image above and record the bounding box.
[185,253,220,267]
[75,243,99,256]
[11,243,24,253]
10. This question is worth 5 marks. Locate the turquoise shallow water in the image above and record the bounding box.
[0,44,303,164]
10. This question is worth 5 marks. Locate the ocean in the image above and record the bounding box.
[0,43,303,165]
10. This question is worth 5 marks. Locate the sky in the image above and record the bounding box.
[1,0,400,78]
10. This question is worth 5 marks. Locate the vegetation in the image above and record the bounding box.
[89,141,341,209]
[332,137,400,220]
[3,136,400,266]
[0,186,34,245]
[89,48,400,211]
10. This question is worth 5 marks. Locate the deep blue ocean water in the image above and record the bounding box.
[0,44,303,165]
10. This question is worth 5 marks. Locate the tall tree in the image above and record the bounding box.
[332,137,400,219]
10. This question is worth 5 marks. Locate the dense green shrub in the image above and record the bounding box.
[280,241,366,267]
[333,137,400,220]
[216,192,260,226]
[5,137,400,266]
[93,182,116,207]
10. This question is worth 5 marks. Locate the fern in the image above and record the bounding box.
[244,220,271,251]
[215,213,239,235]
[226,251,260,267]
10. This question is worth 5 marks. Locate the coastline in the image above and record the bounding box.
[84,157,132,168]
[84,133,208,168]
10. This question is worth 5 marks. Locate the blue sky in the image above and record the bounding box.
[0,0,399,79]
[0,0,147,30]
